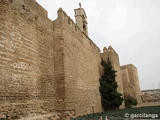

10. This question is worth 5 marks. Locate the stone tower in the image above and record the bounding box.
[120,65,142,104]
[74,3,88,35]
[101,46,125,109]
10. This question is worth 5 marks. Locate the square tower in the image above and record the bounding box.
[74,3,88,36]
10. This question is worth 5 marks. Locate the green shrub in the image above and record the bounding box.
[124,95,138,108]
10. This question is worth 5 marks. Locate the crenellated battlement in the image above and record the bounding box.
[57,8,100,53]
[120,64,137,70]
[8,0,100,54]
[7,0,49,26]
[11,0,47,17]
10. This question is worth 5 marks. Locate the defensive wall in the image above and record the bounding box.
[54,8,102,116]
[0,0,56,119]
[0,0,142,119]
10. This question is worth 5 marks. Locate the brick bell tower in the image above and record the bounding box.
[74,3,88,36]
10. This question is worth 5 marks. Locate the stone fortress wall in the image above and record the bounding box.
[120,64,142,104]
[101,46,142,107]
[54,8,102,116]
[101,46,125,108]
[0,0,142,119]
[0,0,57,119]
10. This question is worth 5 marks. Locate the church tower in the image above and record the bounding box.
[74,3,88,36]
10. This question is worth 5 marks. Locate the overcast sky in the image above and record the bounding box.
[37,0,160,90]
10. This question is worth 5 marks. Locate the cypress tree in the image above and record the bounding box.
[99,58,123,111]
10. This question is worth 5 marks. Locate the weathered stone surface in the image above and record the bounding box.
[120,64,142,105]
[0,0,142,119]
[54,8,102,116]
[0,0,55,119]
[101,46,125,109]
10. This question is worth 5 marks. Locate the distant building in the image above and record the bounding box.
[141,89,160,103]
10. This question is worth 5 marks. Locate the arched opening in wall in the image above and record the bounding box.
[83,23,86,29]
[68,19,71,25]
[83,21,86,31]
[22,5,25,10]
[92,106,95,113]
[82,15,87,32]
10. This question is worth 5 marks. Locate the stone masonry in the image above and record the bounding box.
[0,0,142,119]
[101,46,125,108]
[120,65,142,104]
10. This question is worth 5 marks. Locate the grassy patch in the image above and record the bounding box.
[71,106,160,120]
